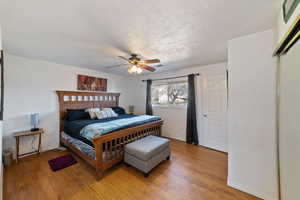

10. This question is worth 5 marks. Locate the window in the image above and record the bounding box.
[152,81,188,106]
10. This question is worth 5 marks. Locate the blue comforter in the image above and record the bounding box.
[64,114,161,146]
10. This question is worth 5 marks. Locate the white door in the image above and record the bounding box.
[201,73,227,152]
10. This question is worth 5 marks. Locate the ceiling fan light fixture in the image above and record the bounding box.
[128,65,143,74]
[128,65,138,74]
[119,54,159,74]
[131,65,138,72]
[128,67,133,73]
[136,67,142,74]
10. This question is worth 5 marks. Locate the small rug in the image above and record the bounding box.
[48,154,77,171]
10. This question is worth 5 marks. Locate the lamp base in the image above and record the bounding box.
[31,128,40,132]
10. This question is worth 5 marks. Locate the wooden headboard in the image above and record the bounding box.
[56,91,120,133]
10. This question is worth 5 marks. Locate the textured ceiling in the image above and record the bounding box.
[0,0,279,75]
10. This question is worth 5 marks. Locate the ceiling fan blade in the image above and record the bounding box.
[138,64,156,72]
[142,59,160,64]
[104,64,127,69]
[118,56,130,62]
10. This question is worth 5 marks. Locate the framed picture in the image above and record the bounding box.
[77,75,107,91]
[283,0,300,23]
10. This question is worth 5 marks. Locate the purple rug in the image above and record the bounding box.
[48,154,77,171]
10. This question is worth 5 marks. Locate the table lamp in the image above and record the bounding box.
[129,105,134,115]
[31,113,40,131]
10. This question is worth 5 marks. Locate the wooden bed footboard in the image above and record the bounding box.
[92,120,163,179]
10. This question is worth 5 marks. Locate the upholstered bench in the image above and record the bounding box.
[124,135,170,177]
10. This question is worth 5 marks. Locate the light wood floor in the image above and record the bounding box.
[4,139,261,200]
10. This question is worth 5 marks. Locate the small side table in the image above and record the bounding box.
[14,129,44,163]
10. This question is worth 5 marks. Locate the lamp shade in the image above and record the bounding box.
[30,113,39,129]
[129,105,134,114]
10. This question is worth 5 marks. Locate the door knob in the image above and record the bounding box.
[203,114,207,117]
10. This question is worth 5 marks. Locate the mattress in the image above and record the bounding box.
[64,114,161,146]
[61,132,96,160]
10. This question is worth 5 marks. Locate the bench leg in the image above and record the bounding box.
[144,172,149,178]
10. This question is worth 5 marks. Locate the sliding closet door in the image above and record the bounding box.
[278,40,300,200]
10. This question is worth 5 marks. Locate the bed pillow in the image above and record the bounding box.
[95,110,108,119]
[111,106,126,115]
[99,108,118,118]
[85,108,101,119]
[65,109,90,121]
[103,108,118,118]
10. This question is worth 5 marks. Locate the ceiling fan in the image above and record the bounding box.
[116,54,161,74]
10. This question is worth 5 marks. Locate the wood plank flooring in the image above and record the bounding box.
[4,139,261,200]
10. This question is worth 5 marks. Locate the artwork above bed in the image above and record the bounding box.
[77,74,107,91]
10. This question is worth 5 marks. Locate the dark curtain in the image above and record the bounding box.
[186,74,199,145]
[146,79,153,115]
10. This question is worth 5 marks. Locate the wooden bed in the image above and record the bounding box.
[56,91,163,179]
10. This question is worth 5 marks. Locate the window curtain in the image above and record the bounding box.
[186,74,199,145]
[146,79,153,115]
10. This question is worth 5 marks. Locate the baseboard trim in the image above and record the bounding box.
[228,180,278,200]
[162,136,228,155]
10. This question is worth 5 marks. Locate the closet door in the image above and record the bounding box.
[278,40,300,200]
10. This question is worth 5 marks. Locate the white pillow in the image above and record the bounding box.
[96,110,118,119]
[95,111,107,119]
[85,108,100,119]
[102,108,118,118]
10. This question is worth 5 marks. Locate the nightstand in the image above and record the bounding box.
[14,129,44,163]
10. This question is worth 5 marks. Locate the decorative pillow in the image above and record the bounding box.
[85,108,101,119]
[95,110,108,119]
[66,109,90,121]
[111,106,126,115]
[103,108,118,118]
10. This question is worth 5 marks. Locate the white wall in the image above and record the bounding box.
[3,54,135,156]
[227,29,279,200]
[278,0,300,41]
[132,63,227,151]
[278,37,300,200]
